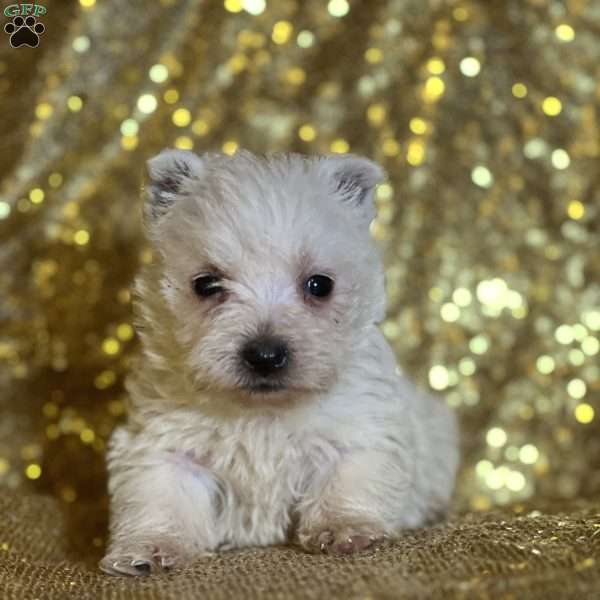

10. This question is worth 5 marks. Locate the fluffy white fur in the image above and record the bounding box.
[100,149,459,576]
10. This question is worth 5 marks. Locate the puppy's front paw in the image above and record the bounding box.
[298,527,389,555]
[100,543,182,576]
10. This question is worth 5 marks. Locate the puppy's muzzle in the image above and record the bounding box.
[241,336,289,377]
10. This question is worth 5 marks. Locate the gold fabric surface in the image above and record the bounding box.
[2,491,600,599]
[0,493,600,600]
[1,0,599,596]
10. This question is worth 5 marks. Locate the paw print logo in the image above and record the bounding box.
[4,15,45,48]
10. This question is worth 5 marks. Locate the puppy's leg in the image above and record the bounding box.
[100,431,225,576]
[296,447,422,555]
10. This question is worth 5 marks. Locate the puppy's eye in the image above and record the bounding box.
[304,274,334,298]
[192,275,224,298]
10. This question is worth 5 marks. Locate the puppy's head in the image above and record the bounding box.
[141,149,385,400]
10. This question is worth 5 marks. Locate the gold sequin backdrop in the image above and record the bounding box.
[1,0,599,550]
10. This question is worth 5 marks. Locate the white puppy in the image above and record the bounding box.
[100,149,459,576]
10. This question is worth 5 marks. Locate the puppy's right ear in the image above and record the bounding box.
[145,149,205,220]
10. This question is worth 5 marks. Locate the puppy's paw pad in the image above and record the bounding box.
[100,545,182,576]
[299,528,389,555]
[331,533,388,555]
[99,554,156,577]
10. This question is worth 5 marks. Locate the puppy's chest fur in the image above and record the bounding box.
[131,409,341,546]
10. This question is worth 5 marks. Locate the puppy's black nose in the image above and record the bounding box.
[241,337,289,376]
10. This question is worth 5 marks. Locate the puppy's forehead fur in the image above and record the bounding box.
[186,152,351,242]
[150,150,381,275]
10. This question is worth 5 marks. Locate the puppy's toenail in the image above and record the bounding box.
[132,560,151,573]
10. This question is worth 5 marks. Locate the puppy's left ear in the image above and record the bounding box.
[322,154,385,225]
[145,149,206,220]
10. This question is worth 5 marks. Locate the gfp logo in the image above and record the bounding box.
[4,3,47,48]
